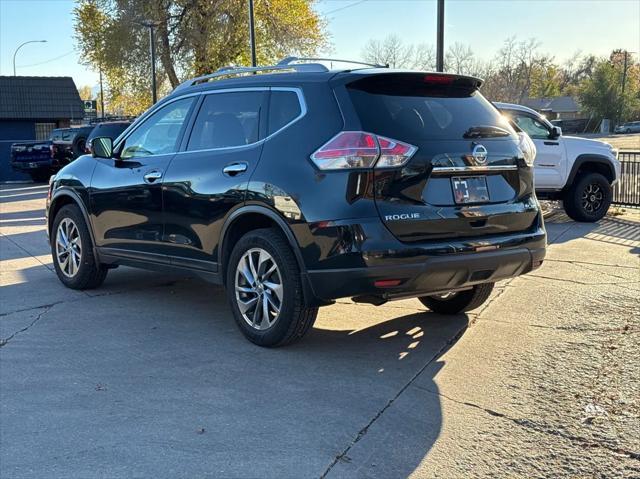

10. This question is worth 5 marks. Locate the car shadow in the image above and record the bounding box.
[0,258,466,477]
[544,209,640,248]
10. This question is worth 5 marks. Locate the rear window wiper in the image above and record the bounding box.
[463,125,510,139]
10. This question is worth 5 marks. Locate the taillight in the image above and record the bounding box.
[49,144,56,158]
[310,131,416,171]
[517,132,536,167]
[376,136,417,168]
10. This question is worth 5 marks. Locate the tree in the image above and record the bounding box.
[77,85,93,100]
[361,35,413,68]
[361,35,437,71]
[578,53,640,125]
[445,42,474,75]
[74,0,327,115]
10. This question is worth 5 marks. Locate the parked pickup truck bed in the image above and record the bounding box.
[10,126,93,182]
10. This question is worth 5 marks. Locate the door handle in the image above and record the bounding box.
[223,163,248,176]
[143,170,163,183]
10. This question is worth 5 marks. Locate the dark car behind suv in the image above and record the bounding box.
[46,58,546,347]
[84,121,132,154]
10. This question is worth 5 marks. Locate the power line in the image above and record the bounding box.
[323,0,368,15]
[16,50,75,68]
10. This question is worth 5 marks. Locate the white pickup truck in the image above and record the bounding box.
[496,102,621,222]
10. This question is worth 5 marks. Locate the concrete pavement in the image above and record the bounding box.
[1,183,638,478]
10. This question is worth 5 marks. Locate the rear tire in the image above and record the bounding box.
[563,172,611,222]
[51,204,108,289]
[225,228,318,347]
[419,283,495,314]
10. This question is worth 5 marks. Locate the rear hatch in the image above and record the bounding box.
[338,72,538,243]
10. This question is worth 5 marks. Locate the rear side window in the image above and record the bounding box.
[268,90,301,135]
[187,91,263,150]
[346,74,515,142]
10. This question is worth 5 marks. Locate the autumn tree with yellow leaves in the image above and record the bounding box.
[74,0,327,115]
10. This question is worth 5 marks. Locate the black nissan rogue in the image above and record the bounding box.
[46,58,546,347]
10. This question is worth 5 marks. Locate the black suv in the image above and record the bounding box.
[46,58,546,347]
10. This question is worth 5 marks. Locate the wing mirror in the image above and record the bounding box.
[549,126,562,140]
[91,137,113,159]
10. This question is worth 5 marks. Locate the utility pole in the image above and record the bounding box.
[436,0,445,72]
[248,0,257,67]
[148,24,157,104]
[98,61,105,119]
[619,51,629,125]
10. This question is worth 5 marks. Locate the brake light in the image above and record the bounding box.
[424,74,454,85]
[310,131,417,170]
[376,136,417,168]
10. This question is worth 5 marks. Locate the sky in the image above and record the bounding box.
[0,0,639,90]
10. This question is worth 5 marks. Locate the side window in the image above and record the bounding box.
[120,97,194,159]
[513,114,551,140]
[187,91,263,150]
[268,90,302,135]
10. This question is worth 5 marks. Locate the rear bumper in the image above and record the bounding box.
[10,160,52,172]
[305,226,546,302]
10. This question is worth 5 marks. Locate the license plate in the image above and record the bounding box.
[451,176,489,204]
[28,162,38,168]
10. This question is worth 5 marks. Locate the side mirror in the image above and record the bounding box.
[550,126,562,139]
[91,137,113,159]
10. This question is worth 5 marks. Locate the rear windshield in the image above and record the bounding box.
[346,74,516,142]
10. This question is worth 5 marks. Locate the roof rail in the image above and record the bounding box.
[173,62,329,92]
[278,56,388,69]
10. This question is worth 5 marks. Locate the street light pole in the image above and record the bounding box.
[248,0,257,67]
[13,40,47,76]
[436,0,445,72]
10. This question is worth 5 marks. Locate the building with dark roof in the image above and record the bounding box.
[522,96,582,120]
[0,76,84,181]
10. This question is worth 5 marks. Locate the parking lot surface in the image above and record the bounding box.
[1,183,639,478]
[578,132,640,151]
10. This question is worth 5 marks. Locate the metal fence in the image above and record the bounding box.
[613,151,640,208]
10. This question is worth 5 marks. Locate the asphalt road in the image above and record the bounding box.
[1,183,638,479]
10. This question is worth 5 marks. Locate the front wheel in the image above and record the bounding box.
[563,172,612,222]
[225,228,318,347]
[51,204,108,289]
[418,283,495,314]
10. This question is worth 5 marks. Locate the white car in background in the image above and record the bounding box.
[495,102,621,222]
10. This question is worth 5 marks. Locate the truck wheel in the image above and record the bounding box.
[563,172,611,222]
[226,228,318,347]
[51,204,108,289]
[419,283,495,314]
[72,137,87,158]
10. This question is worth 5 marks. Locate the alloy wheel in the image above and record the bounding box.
[56,218,82,277]
[581,183,604,214]
[235,248,283,330]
